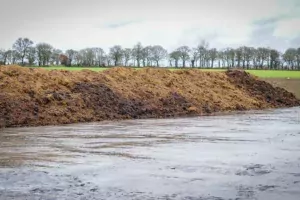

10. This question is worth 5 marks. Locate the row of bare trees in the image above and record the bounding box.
[1,38,300,70]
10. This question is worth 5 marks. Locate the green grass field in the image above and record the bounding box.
[33,66,300,78]
[243,70,300,78]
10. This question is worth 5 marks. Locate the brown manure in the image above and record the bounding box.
[0,65,299,128]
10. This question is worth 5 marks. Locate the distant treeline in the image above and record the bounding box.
[0,37,300,70]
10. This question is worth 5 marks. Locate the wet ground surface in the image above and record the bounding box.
[0,107,300,200]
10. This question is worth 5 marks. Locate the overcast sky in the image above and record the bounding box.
[0,0,299,52]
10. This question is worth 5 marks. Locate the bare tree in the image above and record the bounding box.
[132,42,143,67]
[92,48,105,67]
[8,50,19,65]
[51,49,63,65]
[78,49,86,66]
[238,46,251,69]
[257,47,270,68]
[169,51,181,68]
[141,46,152,67]
[208,48,218,68]
[110,45,123,66]
[224,48,235,68]
[123,48,132,67]
[81,48,95,66]
[65,49,77,66]
[243,47,253,69]
[191,48,198,68]
[151,45,167,67]
[36,43,53,66]
[75,51,83,66]
[3,36,300,71]
[26,47,36,66]
[269,49,280,69]
[0,49,10,65]
[168,56,173,67]
[177,46,190,67]
[251,48,259,69]
[217,49,226,67]
[235,47,243,67]
[196,40,209,67]
[283,48,297,69]
[13,38,34,65]
[297,48,300,70]
[104,54,113,66]
[0,49,3,64]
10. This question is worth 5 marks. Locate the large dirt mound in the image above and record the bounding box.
[226,70,300,107]
[0,66,299,128]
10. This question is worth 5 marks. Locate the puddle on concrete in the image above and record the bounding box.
[0,107,300,199]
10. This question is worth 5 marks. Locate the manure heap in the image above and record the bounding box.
[0,66,299,128]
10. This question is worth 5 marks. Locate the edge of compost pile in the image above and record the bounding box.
[0,66,299,128]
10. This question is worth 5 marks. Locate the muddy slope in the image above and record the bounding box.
[0,66,299,128]
[262,78,300,99]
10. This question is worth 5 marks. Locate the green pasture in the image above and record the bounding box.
[244,70,300,78]
[33,66,300,78]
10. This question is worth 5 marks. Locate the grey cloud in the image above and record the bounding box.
[177,28,220,47]
[248,19,290,51]
[289,37,300,48]
[252,17,282,26]
[0,0,299,50]
[103,20,142,29]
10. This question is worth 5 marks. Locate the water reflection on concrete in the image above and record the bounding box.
[0,107,300,199]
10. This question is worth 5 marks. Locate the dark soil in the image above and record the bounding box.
[226,70,300,108]
[262,78,300,99]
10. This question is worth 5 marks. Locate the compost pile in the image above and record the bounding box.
[0,66,299,128]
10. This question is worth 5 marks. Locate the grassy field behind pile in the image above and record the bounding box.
[29,66,300,78]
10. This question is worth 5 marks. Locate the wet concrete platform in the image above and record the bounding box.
[0,107,300,200]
